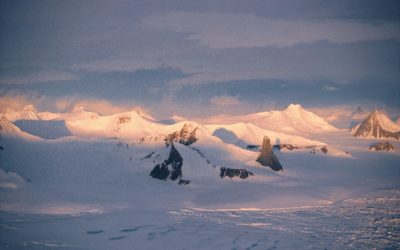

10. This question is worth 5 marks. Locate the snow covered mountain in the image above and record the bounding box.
[3,105,41,122]
[63,108,208,142]
[0,116,40,140]
[203,104,339,135]
[350,110,400,140]
[35,107,330,150]
[1,104,341,155]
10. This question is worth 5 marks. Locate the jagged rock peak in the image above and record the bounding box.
[150,142,184,181]
[351,109,400,140]
[256,136,283,171]
[286,103,303,111]
[165,123,198,146]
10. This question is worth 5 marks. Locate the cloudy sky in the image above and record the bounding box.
[0,0,399,121]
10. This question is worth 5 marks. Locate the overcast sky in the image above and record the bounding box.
[0,0,399,119]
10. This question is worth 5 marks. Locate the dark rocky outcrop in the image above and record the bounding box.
[273,144,328,154]
[142,152,155,160]
[369,142,395,152]
[220,167,253,179]
[178,179,190,185]
[150,143,184,181]
[165,131,179,146]
[165,123,198,146]
[256,136,283,171]
[117,116,131,124]
[246,144,260,151]
[149,164,169,180]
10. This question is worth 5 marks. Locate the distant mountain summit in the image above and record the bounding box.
[203,103,338,135]
[351,110,400,140]
[3,105,41,122]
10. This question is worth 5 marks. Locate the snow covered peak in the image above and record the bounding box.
[368,110,400,133]
[351,109,400,140]
[72,106,86,112]
[3,106,41,122]
[62,107,100,121]
[286,104,303,111]
[22,105,38,112]
[202,104,338,135]
[273,104,339,134]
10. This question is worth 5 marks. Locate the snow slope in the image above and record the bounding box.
[205,122,325,147]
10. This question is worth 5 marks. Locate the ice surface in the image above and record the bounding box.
[0,195,398,249]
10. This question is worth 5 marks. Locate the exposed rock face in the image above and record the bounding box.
[369,142,395,152]
[142,152,155,160]
[351,110,400,140]
[117,116,131,124]
[150,143,183,181]
[220,167,253,179]
[178,179,190,185]
[256,136,283,171]
[179,124,198,145]
[273,144,328,154]
[165,123,198,146]
[246,145,260,151]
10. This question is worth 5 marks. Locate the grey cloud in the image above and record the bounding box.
[322,85,339,91]
[143,12,400,48]
[0,70,77,85]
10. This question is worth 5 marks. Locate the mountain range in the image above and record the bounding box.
[1,102,399,250]
[2,104,333,145]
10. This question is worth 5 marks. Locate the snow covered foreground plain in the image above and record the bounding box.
[1,106,400,249]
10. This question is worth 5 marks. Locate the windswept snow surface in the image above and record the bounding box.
[0,107,399,249]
